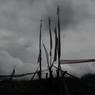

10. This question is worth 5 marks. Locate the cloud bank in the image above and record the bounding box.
[0,0,95,77]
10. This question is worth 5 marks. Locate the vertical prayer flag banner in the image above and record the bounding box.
[53,26,58,62]
[37,19,42,64]
[48,17,52,66]
[57,6,61,58]
[43,43,50,69]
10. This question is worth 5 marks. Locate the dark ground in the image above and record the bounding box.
[0,74,95,95]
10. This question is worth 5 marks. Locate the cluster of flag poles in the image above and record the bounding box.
[36,5,95,80]
[36,6,62,79]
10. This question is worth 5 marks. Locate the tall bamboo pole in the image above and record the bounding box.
[57,6,61,78]
[37,19,42,80]
[48,17,52,66]
[53,26,58,62]
[48,17,53,78]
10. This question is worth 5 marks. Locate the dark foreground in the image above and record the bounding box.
[0,74,95,95]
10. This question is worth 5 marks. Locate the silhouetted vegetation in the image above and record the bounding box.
[0,74,95,95]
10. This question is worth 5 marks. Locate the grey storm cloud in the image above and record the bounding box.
[0,0,95,77]
[42,0,95,30]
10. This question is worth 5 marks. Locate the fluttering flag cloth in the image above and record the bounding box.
[60,59,95,64]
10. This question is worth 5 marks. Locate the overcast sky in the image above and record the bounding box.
[0,0,95,77]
